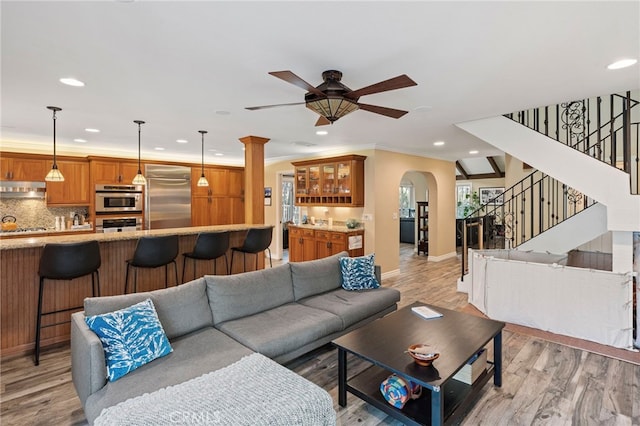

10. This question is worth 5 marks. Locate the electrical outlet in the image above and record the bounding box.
[362,213,373,221]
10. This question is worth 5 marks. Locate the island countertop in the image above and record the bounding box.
[0,224,271,356]
[0,224,269,250]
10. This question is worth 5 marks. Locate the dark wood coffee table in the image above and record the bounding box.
[332,302,505,426]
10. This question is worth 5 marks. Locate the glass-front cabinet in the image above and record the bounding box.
[321,164,335,195]
[295,167,308,195]
[291,155,365,206]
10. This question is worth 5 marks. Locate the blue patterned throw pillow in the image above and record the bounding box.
[85,298,173,381]
[340,254,380,290]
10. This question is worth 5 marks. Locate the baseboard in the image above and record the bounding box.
[428,251,458,262]
[382,269,400,280]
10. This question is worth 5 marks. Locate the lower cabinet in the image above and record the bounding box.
[289,227,317,262]
[288,226,364,262]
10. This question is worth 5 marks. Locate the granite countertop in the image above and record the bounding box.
[289,224,364,233]
[0,224,268,250]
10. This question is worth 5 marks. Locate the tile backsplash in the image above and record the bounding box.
[0,199,88,229]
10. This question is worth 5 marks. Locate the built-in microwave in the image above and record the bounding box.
[95,184,143,214]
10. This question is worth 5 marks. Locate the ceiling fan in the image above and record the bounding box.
[246,70,418,126]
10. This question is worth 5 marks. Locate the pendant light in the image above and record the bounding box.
[132,120,147,185]
[44,106,64,182]
[197,130,209,187]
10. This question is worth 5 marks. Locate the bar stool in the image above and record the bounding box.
[181,231,230,282]
[230,226,273,273]
[125,235,179,294]
[35,241,101,365]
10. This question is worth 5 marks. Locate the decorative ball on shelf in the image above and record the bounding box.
[345,218,359,229]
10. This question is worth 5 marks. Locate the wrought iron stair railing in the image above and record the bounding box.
[505,91,639,194]
[459,171,597,279]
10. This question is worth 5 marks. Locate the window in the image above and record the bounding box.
[399,184,414,218]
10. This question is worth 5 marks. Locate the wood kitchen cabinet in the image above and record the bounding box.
[0,154,47,181]
[191,166,244,225]
[288,226,365,262]
[91,159,142,184]
[46,159,91,205]
[288,227,317,262]
[291,155,365,206]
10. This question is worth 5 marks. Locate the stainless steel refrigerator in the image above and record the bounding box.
[145,164,191,229]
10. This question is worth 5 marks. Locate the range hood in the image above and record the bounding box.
[0,181,46,198]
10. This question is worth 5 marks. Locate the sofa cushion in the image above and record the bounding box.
[290,251,346,300]
[299,287,401,329]
[83,327,254,424]
[84,299,173,381]
[84,278,213,340]
[206,264,295,325]
[216,303,343,358]
[340,253,380,290]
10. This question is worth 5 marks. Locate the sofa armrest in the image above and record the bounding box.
[71,311,107,406]
[375,265,382,284]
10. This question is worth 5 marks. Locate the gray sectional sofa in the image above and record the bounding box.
[71,251,400,424]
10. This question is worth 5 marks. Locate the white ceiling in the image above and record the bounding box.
[1,1,638,167]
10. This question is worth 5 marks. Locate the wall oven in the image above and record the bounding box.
[95,217,142,233]
[95,184,143,214]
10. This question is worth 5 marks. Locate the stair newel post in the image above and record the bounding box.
[584,98,591,154]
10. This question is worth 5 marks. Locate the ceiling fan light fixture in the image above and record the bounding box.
[306,96,359,123]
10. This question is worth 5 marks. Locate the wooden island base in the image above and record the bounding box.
[0,225,268,357]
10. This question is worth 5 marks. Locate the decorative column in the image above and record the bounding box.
[239,135,269,224]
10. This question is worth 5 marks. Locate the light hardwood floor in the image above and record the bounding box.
[1,244,638,425]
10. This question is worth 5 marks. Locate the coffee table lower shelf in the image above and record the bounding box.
[346,363,495,426]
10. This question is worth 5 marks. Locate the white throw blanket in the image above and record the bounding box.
[95,353,336,425]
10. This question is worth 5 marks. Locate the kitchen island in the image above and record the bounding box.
[0,224,270,356]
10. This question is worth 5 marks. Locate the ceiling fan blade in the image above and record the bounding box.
[315,116,331,126]
[346,74,417,99]
[357,103,409,119]
[245,102,305,111]
[269,71,326,97]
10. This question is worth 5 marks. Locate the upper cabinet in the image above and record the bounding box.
[191,166,244,226]
[91,159,142,184]
[292,154,365,206]
[46,159,90,205]
[0,155,47,181]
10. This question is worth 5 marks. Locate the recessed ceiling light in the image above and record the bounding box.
[433,141,445,146]
[607,59,637,70]
[215,110,231,115]
[176,139,188,143]
[59,77,85,87]
[85,128,100,133]
[73,138,87,143]
[414,106,432,112]
[154,147,165,151]
[214,153,223,156]
[292,141,317,147]
[316,130,328,135]
[469,150,479,154]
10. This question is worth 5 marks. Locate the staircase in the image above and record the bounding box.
[455,91,640,276]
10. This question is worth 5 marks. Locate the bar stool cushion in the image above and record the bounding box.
[85,299,172,381]
[85,279,213,340]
